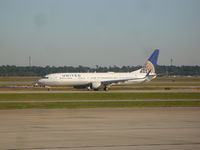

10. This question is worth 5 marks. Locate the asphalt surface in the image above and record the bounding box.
[0,108,200,150]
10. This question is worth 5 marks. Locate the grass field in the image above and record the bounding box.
[0,77,39,82]
[0,92,200,101]
[0,92,199,109]
[0,101,200,109]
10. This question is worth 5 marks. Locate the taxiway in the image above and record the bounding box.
[0,108,200,150]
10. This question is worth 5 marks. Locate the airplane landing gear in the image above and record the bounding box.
[104,86,109,91]
[87,86,92,91]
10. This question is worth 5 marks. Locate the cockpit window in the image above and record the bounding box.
[42,76,49,79]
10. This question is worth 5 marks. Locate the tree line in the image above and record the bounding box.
[0,65,200,76]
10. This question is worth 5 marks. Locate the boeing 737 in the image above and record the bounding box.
[37,49,159,91]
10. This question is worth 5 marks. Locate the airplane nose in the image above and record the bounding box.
[37,79,45,85]
[33,79,43,87]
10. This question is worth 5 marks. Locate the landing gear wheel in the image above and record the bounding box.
[104,86,109,91]
[87,86,92,91]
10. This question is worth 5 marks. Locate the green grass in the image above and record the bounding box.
[154,77,200,82]
[0,92,200,109]
[0,92,200,101]
[0,101,200,109]
[0,77,39,82]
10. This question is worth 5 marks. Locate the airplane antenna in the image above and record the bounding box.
[29,56,32,67]
[170,58,173,66]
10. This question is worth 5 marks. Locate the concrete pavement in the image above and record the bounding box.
[0,108,200,150]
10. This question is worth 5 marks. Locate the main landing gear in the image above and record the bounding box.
[87,86,109,91]
[103,86,109,91]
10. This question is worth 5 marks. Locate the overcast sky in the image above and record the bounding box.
[0,0,200,67]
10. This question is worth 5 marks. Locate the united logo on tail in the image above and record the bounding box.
[140,49,160,74]
[141,61,155,73]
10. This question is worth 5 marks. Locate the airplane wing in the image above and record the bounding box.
[101,78,138,85]
[101,71,152,86]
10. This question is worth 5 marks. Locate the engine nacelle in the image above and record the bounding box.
[74,84,90,89]
[91,82,102,89]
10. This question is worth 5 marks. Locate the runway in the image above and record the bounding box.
[0,108,200,150]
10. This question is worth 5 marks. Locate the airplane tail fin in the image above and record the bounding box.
[140,49,160,74]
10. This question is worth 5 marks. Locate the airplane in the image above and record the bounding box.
[37,49,159,91]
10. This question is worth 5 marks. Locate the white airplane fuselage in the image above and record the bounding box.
[38,69,156,89]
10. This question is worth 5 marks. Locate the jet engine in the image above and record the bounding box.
[91,82,102,90]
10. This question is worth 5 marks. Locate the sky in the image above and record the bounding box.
[0,0,200,67]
